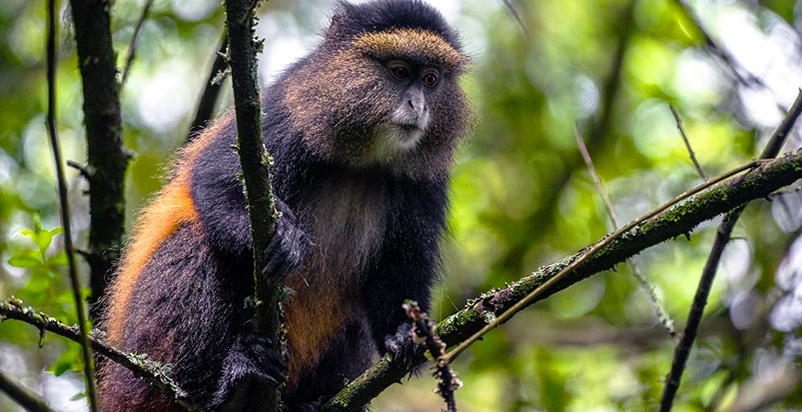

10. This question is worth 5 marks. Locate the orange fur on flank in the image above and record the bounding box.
[103,123,224,345]
[284,273,356,386]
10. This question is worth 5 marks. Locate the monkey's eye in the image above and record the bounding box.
[388,61,411,81]
[421,70,439,88]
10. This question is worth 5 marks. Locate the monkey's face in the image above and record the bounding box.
[283,25,471,179]
[372,59,439,157]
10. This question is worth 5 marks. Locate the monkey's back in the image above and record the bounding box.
[98,119,255,411]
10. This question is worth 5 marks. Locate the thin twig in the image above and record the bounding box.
[576,125,678,340]
[670,0,763,87]
[0,370,56,412]
[188,31,230,141]
[404,301,460,412]
[670,105,707,181]
[501,0,530,37]
[659,89,802,411]
[121,0,155,88]
[46,1,98,410]
[0,298,205,412]
[66,160,91,180]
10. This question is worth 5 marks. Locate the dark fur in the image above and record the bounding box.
[327,0,462,49]
[99,1,469,410]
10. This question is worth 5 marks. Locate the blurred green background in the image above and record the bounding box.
[1,0,802,410]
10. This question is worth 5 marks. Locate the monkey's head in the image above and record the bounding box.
[281,0,472,179]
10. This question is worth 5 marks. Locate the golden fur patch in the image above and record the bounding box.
[354,28,468,73]
[284,272,356,387]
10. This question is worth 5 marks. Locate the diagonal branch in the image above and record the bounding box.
[670,0,763,87]
[188,31,230,141]
[0,370,56,412]
[322,148,802,412]
[670,105,707,181]
[0,298,204,412]
[659,89,802,412]
[121,0,155,87]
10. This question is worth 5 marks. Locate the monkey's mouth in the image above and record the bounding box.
[387,122,426,145]
[372,122,426,157]
[390,123,423,137]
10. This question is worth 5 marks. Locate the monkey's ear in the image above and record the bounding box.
[325,0,354,43]
[324,16,341,42]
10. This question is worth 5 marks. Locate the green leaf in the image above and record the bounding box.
[8,251,43,268]
[48,346,82,377]
[36,230,54,252]
[38,227,62,251]
[24,275,52,295]
[47,251,69,267]
[18,229,37,243]
[50,359,73,377]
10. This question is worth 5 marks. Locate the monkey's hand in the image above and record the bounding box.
[263,199,308,282]
[212,333,287,412]
[384,322,427,372]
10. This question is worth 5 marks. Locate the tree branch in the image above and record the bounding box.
[670,0,763,87]
[323,148,802,412]
[120,0,154,87]
[659,89,802,411]
[670,105,707,181]
[68,0,130,317]
[0,370,56,412]
[188,31,230,141]
[47,1,97,409]
[0,298,204,412]
[576,125,677,340]
[224,0,282,411]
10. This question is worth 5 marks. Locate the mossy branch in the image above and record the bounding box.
[322,148,802,412]
[0,298,204,412]
[68,0,130,316]
[224,0,282,411]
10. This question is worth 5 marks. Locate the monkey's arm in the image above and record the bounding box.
[190,128,307,273]
[189,131,308,409]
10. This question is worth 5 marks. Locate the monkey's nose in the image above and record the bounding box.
[407,97,426,118]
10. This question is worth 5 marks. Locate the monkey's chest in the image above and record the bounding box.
[283,175,390,384]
